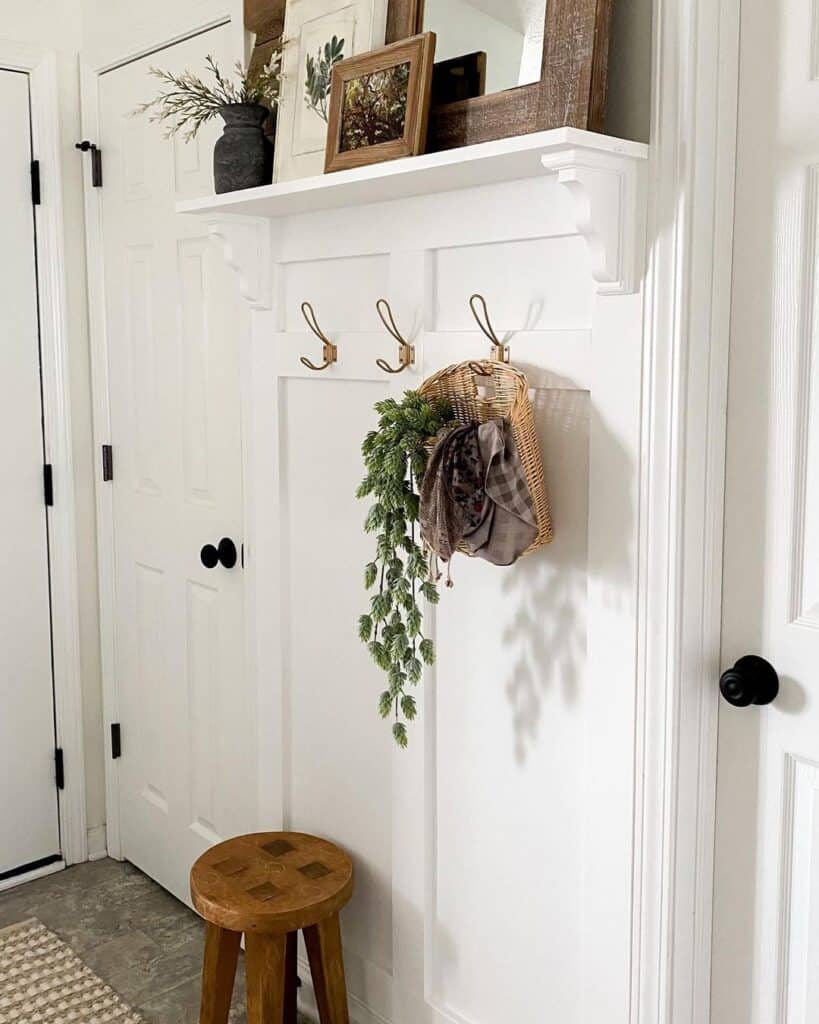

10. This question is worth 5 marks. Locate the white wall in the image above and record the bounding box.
[0,0,649,864]
[0,0,106,843]
[81,0,245,68]
[607,0,652,143]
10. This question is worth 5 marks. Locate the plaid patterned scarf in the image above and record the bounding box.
[419,418,537,570]
[463,419,537,565]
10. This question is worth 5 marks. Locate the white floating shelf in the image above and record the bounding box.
[178,128,649,302]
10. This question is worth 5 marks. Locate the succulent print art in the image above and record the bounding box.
[304,35,345,122]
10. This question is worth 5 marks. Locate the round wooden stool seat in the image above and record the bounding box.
[191,832,354,1024]
[191,831,353,934]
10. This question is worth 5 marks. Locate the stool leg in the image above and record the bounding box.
[303,914,349,1024]
[199,923,241,1024]
[284,931,298,1024]
[245,932,287,1024]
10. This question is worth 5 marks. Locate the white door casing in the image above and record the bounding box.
[0,68,61,877]
[88,25,255,902]
[712,0,819,1018]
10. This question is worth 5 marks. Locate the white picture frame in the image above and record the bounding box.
[274,0,389,182]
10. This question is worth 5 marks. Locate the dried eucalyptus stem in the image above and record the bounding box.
[133,54,282,140]
[357,392,456,747]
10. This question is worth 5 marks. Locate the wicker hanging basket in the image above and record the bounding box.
[418,359,553,556]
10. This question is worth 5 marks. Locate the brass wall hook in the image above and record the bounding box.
[299,301,338,372]
[375,298,415,374]
[469,293,510,363]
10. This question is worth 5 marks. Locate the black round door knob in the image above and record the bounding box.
[200,543,219,569]
[217,537,238,569]
[200,538,238,570]
[719,655,779,707]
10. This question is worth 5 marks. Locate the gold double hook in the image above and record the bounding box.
[469,293,510,364]
[299,302,338,372]
[375,299,415,374]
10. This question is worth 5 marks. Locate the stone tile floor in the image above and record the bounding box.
[0,858,309,1023]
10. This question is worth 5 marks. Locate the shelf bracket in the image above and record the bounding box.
[541,148,646,296]
[204,214,273,311]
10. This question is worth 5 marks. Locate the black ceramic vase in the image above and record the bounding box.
[213,104,274,194]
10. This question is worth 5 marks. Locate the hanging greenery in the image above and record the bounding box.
[357,392,456,747]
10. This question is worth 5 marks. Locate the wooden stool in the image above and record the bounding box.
[191,832,354,1024]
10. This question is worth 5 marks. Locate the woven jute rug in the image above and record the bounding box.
[0,918,145,1023]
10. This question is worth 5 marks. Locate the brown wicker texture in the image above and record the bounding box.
[418,360,553,555]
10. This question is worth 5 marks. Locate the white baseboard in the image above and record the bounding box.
[297,958,389,1024]
[86,825,108,862]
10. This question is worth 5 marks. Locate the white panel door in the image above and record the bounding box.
[0,69,61,876]
[98,27,254,903]
[712,0,819,1018]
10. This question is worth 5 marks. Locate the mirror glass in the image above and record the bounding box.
[423,0,547,97]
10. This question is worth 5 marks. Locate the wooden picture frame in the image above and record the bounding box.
[385,0,425,45]
[386,0,614,152]
[324,32,436,173]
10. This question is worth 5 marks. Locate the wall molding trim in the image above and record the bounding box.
[634,0,741,1018]
[541,149,647,295]
[206,216,273,311]
[87,825,108,862]
[0,40,88,867]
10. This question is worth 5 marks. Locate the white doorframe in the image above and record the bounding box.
[637,0,741,1019]
[0,40,87,867]
[79,8,243,861]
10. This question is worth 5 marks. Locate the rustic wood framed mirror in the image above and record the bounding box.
[386,0,614,152]
[248,0,613,155]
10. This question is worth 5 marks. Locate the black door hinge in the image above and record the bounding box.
[43,464,53,506]
[101,444,113,482]
[75,141,103,187]
[111,723,121,759]
[55,748,65,790]
[31,161,41,205]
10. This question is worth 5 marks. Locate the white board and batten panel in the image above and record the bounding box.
[96,25,254,903]
[245,169,644,1024]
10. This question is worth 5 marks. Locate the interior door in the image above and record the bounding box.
[712,0,819,1018]
[0,69,61,878]
[98,26,255,903]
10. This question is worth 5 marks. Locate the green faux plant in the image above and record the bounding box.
[357,392,456,747]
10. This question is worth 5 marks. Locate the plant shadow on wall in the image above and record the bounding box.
[500,378,635,764]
